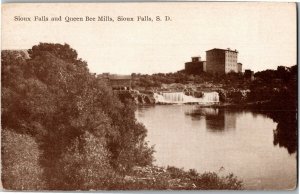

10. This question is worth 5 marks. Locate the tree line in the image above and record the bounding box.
[1,43,154,190]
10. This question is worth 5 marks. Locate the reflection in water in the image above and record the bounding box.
[186,108,237,131]
[186,108,297,153]
[185,107,219,117]
[206,110,226,131]
[271,111,297,154]
[136,105,297,189]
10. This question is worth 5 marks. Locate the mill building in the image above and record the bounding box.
[185,48,243,75]
[185,56,206,75]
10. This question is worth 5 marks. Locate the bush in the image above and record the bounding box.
[57,131,114,190]
[193,172,242,190]
[2,129,45,190]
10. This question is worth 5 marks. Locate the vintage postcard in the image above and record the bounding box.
[1,2,297,191]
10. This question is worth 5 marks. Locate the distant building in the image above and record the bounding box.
[244,69,254,81]
[206,48,241,74]
[99,73,132,90]
[237,63,243,73]
[185,56,206,74]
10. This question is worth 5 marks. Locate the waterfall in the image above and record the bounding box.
[162,92,185,102]
[154,91,219,104]
[202,92,219,103]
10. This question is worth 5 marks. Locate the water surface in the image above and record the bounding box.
[135,105,297,190]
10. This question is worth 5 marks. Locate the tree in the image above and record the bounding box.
[2,43,154,189]
[2,129,45,190]
[57,131,114,190]
[28,43,79,63]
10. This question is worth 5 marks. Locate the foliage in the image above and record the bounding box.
[1,43,153,190]
[254,65,297,84]
[166,166,243,190]
[28,43,79,63]
[1,129,45,190]
[107,166,243,190]
[132,71,250,90]
[249,65,297,109]
[57,131,114,190]
[192,172,242,190]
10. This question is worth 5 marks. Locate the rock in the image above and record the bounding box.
[132,166,143,171]
[193,91,203,98]
[124,175,133,181]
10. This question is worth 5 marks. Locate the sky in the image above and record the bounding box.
[2,3,297,75]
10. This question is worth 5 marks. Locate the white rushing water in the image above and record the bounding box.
[154,91,219,104]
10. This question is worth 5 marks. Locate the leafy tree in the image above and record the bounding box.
[2,43,154,190]
[28,43,79,63]
[57,131,114,190]
[2,129,45,190]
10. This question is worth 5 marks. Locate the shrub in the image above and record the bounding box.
[57,131,114,190]
[1,129,45,190]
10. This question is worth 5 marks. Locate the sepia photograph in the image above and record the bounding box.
[1,2,297,191]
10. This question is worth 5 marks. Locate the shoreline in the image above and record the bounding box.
[139,101,297,112]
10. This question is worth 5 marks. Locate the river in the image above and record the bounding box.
[135,105,297,190]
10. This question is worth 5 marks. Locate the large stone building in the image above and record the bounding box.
[206,48,241,75]
[185,48,243,75]
[184,56,206,75]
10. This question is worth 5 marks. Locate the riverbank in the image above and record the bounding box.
[195,101,270,109]
[109,165,243,190]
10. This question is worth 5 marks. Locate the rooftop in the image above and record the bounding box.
[98,73,132,80]
[108,74,131,80]
[206,48,238,53]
